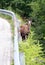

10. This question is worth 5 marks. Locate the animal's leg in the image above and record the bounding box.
[25,34,28,40]
[20,33,25,40]
[22,36,25,40]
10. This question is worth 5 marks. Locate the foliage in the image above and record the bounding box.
[19,32,45,65]
[30,0,45,52]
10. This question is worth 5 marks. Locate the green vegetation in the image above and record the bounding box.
[0,0,45,65]
[19,32,45,65]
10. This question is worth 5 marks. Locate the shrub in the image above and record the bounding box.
[19,32,45,65]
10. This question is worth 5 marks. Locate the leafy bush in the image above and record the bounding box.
[19,32,45,65]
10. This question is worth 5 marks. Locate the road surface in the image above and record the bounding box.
[0,18,13,65]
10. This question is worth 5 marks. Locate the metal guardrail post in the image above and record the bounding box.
[0,9,20,65]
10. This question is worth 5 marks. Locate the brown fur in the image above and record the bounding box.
[20,24,30,40]
[19,20,32,40]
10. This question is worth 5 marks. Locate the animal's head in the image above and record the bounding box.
[27,19,32,26]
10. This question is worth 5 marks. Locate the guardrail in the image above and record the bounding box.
[0,9,20,65]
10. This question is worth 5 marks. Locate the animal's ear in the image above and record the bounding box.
[28,20,32,24]
[28,18,32,23]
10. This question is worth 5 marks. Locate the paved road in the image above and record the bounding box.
[0,18,13,65]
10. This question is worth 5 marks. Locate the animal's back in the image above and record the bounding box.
[20,25,30,34]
